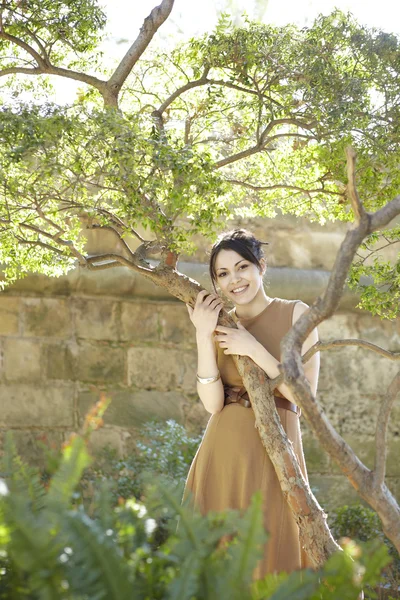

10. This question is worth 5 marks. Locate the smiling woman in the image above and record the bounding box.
[182,228,320,581]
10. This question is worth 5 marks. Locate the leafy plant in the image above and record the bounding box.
[0,426,393,600]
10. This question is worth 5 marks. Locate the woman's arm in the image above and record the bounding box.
[196,331,225,415]
[248,301,320,404]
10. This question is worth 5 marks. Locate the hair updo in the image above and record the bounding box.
[208,228,269,294]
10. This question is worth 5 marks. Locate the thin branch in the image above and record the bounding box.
[270,338,400,392]
[87,224,136,259]
[157,69,210,114]
[227,179,342,197]
[374,371,400,487]
[213,118,317,169]
[0,30,47,69]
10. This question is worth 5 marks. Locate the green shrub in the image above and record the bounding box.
[330,503,400,598]
[82,418,204,505]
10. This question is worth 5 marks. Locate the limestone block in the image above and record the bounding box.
[0,429,64,465]
[301,435,331,474]
[308,474,364,513]
[74,298,120,341]
[356,355,399,395]
[120,301,159,342]
[271,230,346,270]
[76,341,126,384]
[317,313,360,341]
[3,338,41,381]
[317,348,360,394]
[45,342,77,380]
[85,427,124,457]
[0,296,20,335]
[158,303,194,344]
[77,388,183,427]
[181,396,210,435]
[386,477,400,501]
[23,298,71,338]
[127,346,197,392]
[354,314,400,351]
[0,384,74,427]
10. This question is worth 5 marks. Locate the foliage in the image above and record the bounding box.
[0,6,399,315]
[0,429,393,600]
[82,418,204,505]
[330,504,400,595]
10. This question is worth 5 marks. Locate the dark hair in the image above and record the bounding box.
[208,228,269,294]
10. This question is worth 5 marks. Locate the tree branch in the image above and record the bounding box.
[227,179,342,197]
[279,147,400,554]
[213,118,317,169]
[107,0,175,95]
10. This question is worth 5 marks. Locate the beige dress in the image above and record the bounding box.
[181,297,313,580]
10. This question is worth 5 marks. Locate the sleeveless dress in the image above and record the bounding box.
[181,297,313,580]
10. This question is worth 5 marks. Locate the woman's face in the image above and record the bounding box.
[214,249,265,304]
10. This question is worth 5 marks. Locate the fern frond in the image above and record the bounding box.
[46,436,91,510]
[63,510,136,600]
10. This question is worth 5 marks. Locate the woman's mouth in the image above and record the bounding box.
[231,285,249,296]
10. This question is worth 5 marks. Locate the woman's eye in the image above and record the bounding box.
[218,265,248,277]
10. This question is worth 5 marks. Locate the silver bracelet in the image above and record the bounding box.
[196,372,221,384]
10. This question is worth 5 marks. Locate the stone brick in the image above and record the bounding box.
[3,338,41,381]
[308,474,363,513]
[302,435,331,474]
[85,427,124,457]
[318,314,360,341]
[356,356,399,396]
[23,298,71,338]
[0,296,20,335]
[128,346,197,392]
[0,384,74,427]
[77,388,183,428]
[386,477,400,502]
[76,341,125,383]
[45,342,77,380]
[181,396,211,435]
[120,301,159,342]
[158,303,193,343]
[74,298,120,340]
[0,429,64,466]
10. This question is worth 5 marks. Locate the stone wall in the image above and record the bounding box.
[0,214,399,514]
[0,282,399,514]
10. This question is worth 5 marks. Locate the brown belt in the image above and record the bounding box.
[224,385,301,417]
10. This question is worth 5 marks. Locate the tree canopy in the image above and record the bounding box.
[0,2,399,316]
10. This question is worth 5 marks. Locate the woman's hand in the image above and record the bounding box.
[186,290,224,336]
[214,321,258,358]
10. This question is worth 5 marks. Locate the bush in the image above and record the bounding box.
[81,418,204,505]
[330,504,400,598]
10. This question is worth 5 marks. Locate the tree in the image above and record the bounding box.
[0,0,399,567]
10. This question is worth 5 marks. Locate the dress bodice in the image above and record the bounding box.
[213,297,301,390]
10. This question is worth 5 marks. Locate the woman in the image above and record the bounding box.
[183,227,320,580]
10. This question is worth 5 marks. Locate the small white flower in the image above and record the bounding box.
[144,518,157,536]
[0,479,9,497]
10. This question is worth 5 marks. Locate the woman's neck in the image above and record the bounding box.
[234,289,273,320]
